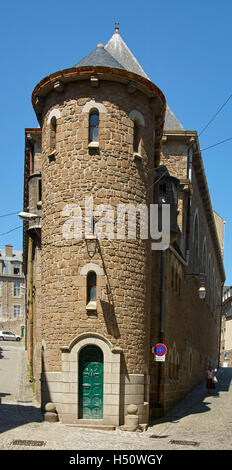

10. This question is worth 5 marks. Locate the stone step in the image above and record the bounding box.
[65,423,116,431]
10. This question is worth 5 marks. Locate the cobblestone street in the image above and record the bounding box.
[0,345,232,454]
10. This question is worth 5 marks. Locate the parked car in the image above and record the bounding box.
[0,331,21,341]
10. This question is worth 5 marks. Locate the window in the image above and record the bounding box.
[133,120,140,153]
[202,238,207,275]
[129,110,145,157]
[13,263,20,275]
[13,281,20,297]
[87,271,96,303]
[2,262,6,275]
[50,116,57,152]
[89,112,99,143]
[13,305,21,318]
[38,179,42,202]
[193,211,199,272]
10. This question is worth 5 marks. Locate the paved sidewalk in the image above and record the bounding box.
[0,360,232,451]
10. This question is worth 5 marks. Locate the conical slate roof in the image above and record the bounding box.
[75,43,125,70]
[105,30,149,80]
[75,25,184,131]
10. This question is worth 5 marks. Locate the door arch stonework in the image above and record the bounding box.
[60,332,122,425]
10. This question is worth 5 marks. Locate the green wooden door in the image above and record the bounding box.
[78,345,103,419]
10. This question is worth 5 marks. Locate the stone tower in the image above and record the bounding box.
[28,26,167,426]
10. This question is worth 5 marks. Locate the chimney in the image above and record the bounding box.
[5,244,13,257]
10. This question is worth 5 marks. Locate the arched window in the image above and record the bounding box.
[89,111,99,143]
[129,110,145,157]
[50,116,57,152]
[193,210,199,273]
[202,238,207,275]
[87,271,96,303]
[133,120,140,153]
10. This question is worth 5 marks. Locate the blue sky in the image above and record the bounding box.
[0,0,232,283]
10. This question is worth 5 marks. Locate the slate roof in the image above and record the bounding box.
[164,105,184,131]
[75,27,185,131]
[105,32,149,80]
[75,43,125,70]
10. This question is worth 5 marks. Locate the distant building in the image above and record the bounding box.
[220,286,232,366]
[0,244,25,322]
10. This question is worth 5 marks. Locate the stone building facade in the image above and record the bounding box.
[22,26,225,426]
[0,244,25,330]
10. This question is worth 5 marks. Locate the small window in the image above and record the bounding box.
[89,112,99,143]
[50,116,57,152]
[87,271,96,303]
[38,179,42,202]
[133,121,140,153]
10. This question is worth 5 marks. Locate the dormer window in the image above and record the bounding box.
[13,264,20,275]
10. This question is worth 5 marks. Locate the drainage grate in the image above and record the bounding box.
[149,434,169,439]
[169,439,200,447]
[12,440,46,447]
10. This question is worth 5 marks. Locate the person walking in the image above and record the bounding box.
[206,366,216,394]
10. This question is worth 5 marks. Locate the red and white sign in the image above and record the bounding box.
[152,344,167,361]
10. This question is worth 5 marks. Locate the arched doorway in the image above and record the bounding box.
[78,345,103,419]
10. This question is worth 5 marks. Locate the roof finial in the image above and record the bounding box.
[115,22,119,34]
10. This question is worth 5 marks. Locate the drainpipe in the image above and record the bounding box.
[157,249,166,408]
[28,237,33,383]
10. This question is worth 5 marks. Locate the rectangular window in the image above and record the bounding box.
[14,281,21,297]
[13,305,21,318]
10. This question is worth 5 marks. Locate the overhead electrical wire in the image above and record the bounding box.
[199,93,232,137]
[0,211,20,218]
[0,226,22,237]
[200,136,232,152]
